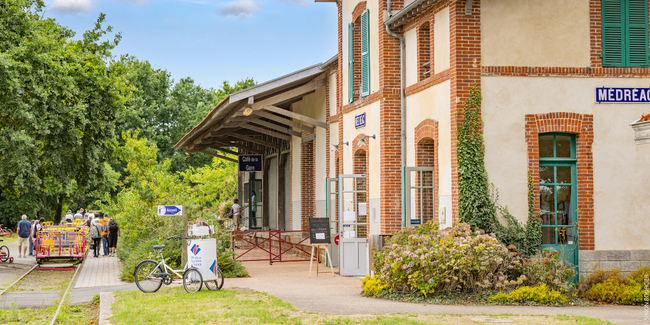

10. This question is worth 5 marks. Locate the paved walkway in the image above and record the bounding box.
[74,252,126,288]
[226,261,643,325]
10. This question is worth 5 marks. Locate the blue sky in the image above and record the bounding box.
[44,0,338,89]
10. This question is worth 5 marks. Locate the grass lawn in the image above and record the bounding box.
[1,236,19,245]
[111,287,614,325]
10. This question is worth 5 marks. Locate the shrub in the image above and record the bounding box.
[511,249,576,293]
[488,284,568,305]
[362,275,386,296]
[373,222,512,296]
[580,266,649,305]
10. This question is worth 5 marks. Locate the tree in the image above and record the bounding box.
[0,0,127,224]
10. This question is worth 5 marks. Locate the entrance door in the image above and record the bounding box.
[404,167,435,228]
[326,178,339,268]
[338,174,367,276]
[539,134,578,275]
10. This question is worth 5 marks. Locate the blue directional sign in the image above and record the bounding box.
[596,87,650,103]
[157,205,183,216]
[238,155,262,172]
[355,113,366,128]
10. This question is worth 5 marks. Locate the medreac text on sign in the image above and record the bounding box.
[238,155,262,172]
[596,87,650,103]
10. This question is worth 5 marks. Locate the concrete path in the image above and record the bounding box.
[226,261,643,325]
[69,251,137,305]
[0,290,58,309]
[0,240,38,291]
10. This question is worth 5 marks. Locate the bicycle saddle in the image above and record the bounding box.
[152,245,165,250]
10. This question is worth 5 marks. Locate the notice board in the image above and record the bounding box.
[309,218,330,244]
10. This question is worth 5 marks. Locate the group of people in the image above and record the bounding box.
[15,209,120,259]
[86,212,120,258]
[16,214,44,258]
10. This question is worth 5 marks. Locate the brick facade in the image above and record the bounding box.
[300,139,315,230]
[525,113,595,251]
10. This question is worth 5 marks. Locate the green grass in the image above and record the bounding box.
[110,287,614,325]
[0,236,19,245]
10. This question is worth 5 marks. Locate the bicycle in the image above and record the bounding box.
[0,224,13,237]
[0,239,11,263]
[133,235,224,294]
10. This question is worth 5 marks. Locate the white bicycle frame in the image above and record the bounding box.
[149,249,194,284]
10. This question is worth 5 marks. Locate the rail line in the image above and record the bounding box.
[0,264,38,296]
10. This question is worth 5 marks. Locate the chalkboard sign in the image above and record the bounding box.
[309,218,330,244]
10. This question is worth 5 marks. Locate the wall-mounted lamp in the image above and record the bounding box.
[243,107,254,116]
[331,141,349,152]
[357,134,376,147]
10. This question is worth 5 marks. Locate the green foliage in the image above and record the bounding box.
[457,87,496,234]
[100,133,246,280]
[373,222,513,296]
[509,250,576,293]
[579,266,649,305]
[488,284,568,305]
[361,275,386,296]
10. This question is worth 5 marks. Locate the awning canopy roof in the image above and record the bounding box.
[174,56,336,159]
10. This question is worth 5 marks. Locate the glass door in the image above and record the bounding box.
[338,174,368,276]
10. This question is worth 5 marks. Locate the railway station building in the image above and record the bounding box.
[176,0,650,277]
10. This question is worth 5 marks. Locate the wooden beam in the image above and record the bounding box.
[196,138,264,155]
[193,101,247,146]
[238,123,292,141]
[229,133,281,149]
[250,119,302,137]
[251,78,327,110]
[228,66,323,102]
[212,147,239,156]
[255,110,315,133]
[263,105,328,129]
[199,150,238,163]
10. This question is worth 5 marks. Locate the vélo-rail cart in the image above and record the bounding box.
[34,220,87,264]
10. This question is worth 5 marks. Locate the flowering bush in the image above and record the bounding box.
[373,222,513,296]
[361,275,386,296]
[509,249,576,293]
[218,200,234,218]
[488,284,568,305]
[580,266,649,305]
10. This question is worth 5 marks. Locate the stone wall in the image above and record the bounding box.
[580,250,650,278]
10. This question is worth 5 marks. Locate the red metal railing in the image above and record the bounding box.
[231,230,311,264]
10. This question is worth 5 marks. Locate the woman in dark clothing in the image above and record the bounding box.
[108,218,120,257]
[91,219,103,258]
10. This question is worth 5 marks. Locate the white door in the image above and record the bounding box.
[326,178,339,268]
[339,174,368,276]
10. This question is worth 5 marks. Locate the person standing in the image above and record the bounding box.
[17,215,31,258]
[231,199,241,231]
[250,190,257,228]
[64,210,74,223]
[101,213,110,256]
[32,219,42,257]
[90,218,103,258]
[108,217,120,257]
[74,209,83,220]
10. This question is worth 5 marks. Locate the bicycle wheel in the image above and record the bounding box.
[134,260,164,293]
[182,268,203,293]
[0,245,9,262]
[204,268,225,291]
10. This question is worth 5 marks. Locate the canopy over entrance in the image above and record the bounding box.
[174,57,336,158]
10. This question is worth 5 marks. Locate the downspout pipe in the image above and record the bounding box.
[384,0,406,229]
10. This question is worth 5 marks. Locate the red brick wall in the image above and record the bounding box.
[414,119,439,223]
[301,140,315,230]
[525,113,595,251]
[449,0,482,223]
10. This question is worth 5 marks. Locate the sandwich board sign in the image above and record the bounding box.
[309,218,330,244]
[158,205,183,216]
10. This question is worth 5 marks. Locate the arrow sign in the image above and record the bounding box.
[157,205,183,216]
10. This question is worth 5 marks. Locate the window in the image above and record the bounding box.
[418,22,431,81]
[539,134,576,248]
[602,0,649,67]
[348,9,370,103]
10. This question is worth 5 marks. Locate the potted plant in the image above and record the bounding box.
[630,113,650,144]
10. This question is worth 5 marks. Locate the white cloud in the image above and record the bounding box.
[116,0,147,6]
[281,0,309,7]
[50,0,92,13]
[220,0,261,19]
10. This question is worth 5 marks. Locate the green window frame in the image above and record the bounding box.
[348,22,355,104]
[360,9,370,98]
[539,133,579,274]
[601,0,649,68]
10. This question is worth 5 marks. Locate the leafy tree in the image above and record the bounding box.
[0,0,127,225]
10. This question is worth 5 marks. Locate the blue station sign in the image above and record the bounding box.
[596,87,650,103]
[238,155,262,172]
[355,112,366,128]
[157,205,183,216]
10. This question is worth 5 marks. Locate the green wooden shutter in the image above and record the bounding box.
[602,0,625,67]
[626,0,649,67]
[348,22,354,104]
[360,9,370,98]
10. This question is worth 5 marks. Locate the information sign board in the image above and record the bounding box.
[238,155,262,172]
[157,205,183,216]
[309,218,330,244]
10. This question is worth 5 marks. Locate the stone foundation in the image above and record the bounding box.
[579,250,650,278]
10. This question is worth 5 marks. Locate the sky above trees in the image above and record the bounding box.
[43,0,338,89]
